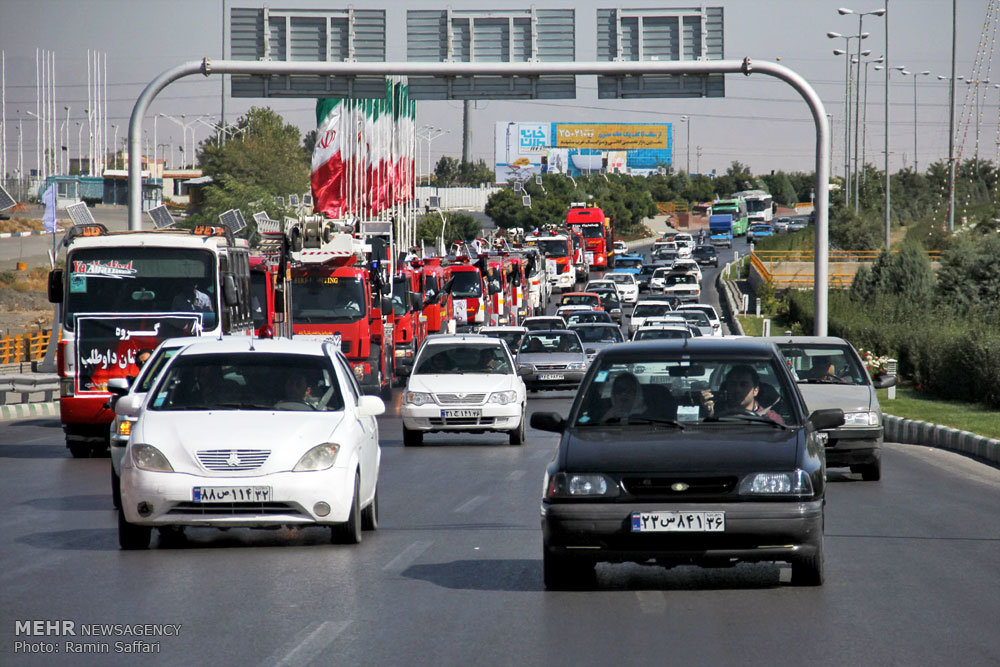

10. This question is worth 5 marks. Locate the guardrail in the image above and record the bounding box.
[0,330,52,364]
[751,252,869,288]
[753,249,942,262]
[0,373,60,405]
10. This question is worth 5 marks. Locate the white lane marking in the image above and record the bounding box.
[505,470,526,481]
[453,495,488,513]
[383,540,433,572]
[267,620,351,667]
[635,590,666,614]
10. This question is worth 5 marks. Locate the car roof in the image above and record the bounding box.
[759,335,850,346]
[599,338,781,360]
[524,316,565,321]
[634,300,675,306]
[172,337,332,356]
[479,326,527,333]
[424,333,496,344]
[570,322,620,329]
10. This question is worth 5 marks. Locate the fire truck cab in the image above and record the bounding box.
[530,230,577,293]
[391,264,428,378]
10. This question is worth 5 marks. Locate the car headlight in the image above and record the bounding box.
[843,411,879,427]
[738,470,814,496]
[546,472,620,498]
[404,391,433,406]
[293,443,340,472]
[567,362,587,370]
[131,443,173,472]
[487,390,519,405]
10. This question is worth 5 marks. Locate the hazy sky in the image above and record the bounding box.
[0,0,994,177]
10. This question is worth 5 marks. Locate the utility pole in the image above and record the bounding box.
[947,0,956,232]
[462,100,471,164]
[221,0,227,146]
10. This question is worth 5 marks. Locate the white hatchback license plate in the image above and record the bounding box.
[631,511,725,532]
[539,373,565,380]
[193,486,272,503]
[442,409,481,418]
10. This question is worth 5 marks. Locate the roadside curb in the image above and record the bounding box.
[0,401,60,421]
[883,414,1000,466]
[716,264,744,336]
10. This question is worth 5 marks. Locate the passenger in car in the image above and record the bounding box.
[700,364,784,424]
[596,373,646,424]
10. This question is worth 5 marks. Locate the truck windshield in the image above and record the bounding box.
[575,224,604,239]
[292,275,367,324]
[746,199,770,213]
[64,247,217,331]
[250,271,269,328]
[449,270,482,298]
[391,276,409,317]
[535,239,569,257]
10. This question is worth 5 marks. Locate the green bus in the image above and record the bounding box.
[712,199,749,236]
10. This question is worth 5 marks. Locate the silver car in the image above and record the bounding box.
[569,323,625,362]
[516,330,588,391]
[762,336,896,481]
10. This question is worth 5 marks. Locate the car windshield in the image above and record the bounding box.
[572,326,623,343]
[677,311,711,327]
[695,247,715,256]
[634,328,690,341]
[561,294,599,307]
[519,332,584,354]
[535,239,569,257]
[567,311,611,325]
[292,275,367,324]
[616,258,642,269]
[665,274,697,286]
[574,356,798,427]
[448,271,483,298]
[414,343,512,375]
[149,352,344,412]
[592,291,620,308]
[250,271,269,328]
[609,274,633,284]
[778,343,869,385]
[525,319,564,331]
[64,247,218,331]
[633,303,672,318]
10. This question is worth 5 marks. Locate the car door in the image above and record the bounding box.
[334,350,379,499]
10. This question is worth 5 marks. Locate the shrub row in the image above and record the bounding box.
[786,290,1000,408]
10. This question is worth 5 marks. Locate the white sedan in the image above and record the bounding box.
[605,271,639,304]
[116,337,385,549]
[402,334,528,446]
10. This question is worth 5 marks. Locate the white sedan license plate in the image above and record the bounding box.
[193,486,272,503]
[631,511,725,532]
[539,373,565,381]
[442,409,481,418]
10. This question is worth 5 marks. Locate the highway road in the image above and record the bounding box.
[1,232,998,665]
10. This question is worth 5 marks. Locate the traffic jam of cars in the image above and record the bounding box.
[95,211,892,592]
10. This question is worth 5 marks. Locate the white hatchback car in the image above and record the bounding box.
[116,337,385,549]
[606,271,639,304]
[671,259,703,282]
[402,334,528,446]
[677,303,723,337]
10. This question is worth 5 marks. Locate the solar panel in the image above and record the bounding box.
[274,196,285,208]
[218,209,241,232]
[66,202,97,226]
[0,184,15,212]
[253,211,281,235]
[302,193,313,207]
[147,205,176,229]
[522,195,531,207]
[289,194,300,207]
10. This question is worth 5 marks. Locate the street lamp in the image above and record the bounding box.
[861,55,884,188]
[679,115,691,174]
[76,121,83,175]
[829,31,869,203]
[25,110,41,181]
[851,50,871,210]
[899,70,930,171]
[415,126,449,186]
[112,124,120,169]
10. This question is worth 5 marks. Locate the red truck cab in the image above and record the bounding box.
[391,265,427,378]
[445,261,490,333]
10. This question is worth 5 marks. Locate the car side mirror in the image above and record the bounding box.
[222,273,239,306]
[107,377,131,397]
[380,296,392,317]
[872,374,897,389]
[273,287,285,316]
[808,408,845,431]
[47,269,64,303]
[114,394,144,419]
[530,411,565,433]
[585,348,596,355]
[517,364,534,377]
[357,395,386,418]
[489,280,501,295]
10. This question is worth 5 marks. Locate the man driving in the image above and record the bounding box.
[699,364,784,424]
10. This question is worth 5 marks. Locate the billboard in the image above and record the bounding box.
[494,121,672,182]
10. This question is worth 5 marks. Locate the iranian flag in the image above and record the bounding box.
[311,99,345,218]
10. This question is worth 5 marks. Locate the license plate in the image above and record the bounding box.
[442,409,481,418]
[631,511,725,532]
[539,373,565,380]
[585,252,594,263]
[193,486,272,503]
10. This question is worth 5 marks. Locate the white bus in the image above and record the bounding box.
[734,190,774,224]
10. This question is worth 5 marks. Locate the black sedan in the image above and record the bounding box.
[531,339,844,590]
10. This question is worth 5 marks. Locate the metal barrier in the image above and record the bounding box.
[0,330,52,364]
[754,249,942,262]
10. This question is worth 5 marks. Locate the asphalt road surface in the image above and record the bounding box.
[2,229,998,665]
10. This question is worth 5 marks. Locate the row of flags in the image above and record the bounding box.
[310,79,417,225]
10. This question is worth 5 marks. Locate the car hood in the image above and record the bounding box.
[563,427,800,473]
[134,410,347,474]
[518,352,587,365]
[796,383,874,413]
[407,374,516,394]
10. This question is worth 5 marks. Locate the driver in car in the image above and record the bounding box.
[698,364,784,424]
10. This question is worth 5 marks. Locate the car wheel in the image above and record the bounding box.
[361,484,379,531]
[402,427,423,447]
[509,406,526,446]
[543,549,596,590]
[791,535,824,586]
[331,472,362,545]
[157,525,186,547]
[111,467,122,509]
[118,508,151,550]
[68,442,92,458]
[855,457,881,482]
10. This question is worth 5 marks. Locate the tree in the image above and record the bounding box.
[851,242,934,305]
[197,106,310,200]
[185,174,290,245]
[936,233,1000,314]
[415,211,482,244]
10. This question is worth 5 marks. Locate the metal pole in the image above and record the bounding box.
[912,75,918,171]
[221,0,226,146]
[462,100,471,163]
[843,45,851,202]
[947,0,956,232]
[35,48,40,183]
[862,60,869,187]
[853,15,863,212]
[884,2,891,247]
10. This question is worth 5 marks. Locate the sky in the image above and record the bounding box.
[0,0,995,179]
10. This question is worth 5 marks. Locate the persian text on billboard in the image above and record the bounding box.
[554,124,668,150]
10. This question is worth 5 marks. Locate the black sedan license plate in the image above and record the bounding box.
[631,511,725,532]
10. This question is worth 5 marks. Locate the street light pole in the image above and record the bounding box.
[900,70,930,171]
[680,115,690,173]
[862,56,884,188]
[947,0,957,232]
[829,32,868,202]
[851,50,871,211]
[62,105,70,174]
[76,121,83,174]
[112,124,119,169]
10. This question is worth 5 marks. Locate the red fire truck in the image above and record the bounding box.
[391,264,428,379]
[528,230,577,293]
[418,256,451,334]
[48,222,253,457]
[444,259,491,333]
[566,202,615,271]
[288,228,394,395]
[249,254,293,339]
